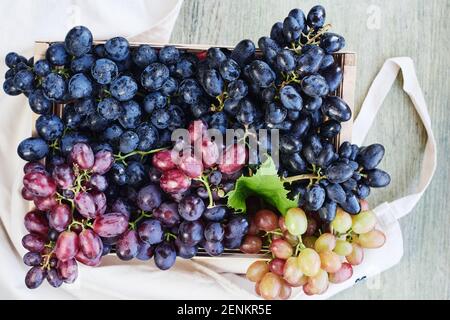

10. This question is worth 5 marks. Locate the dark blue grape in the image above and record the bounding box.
[296,47,325,76]
[178,220,204,246]
[93,44,106,58]
[60,132,89,155]
[68,73,92,99]
[270,22,286,46]
[36,115,64,141]
[175,239,197,259]
[154,242,176,270]
[320,62,343,92]
[119,130,139,154]
[258,36,281,64]
[230,39,255,67]
[153,202,180,227]
[317,143,336,168]
[28,89,51,114]
[342,178,358,192]
[207,47,227,69]
[338,142,352,159]
[179,78,202,105]
[319,54,335,70]
[219,58,240,82]
[126,161,146,187]
[136,123,158,151]
[280,85,303,111]
[13,69,34,92]
[132,44,157,67]
[326,162,354,184]
[291,117,311,138]
[91,58,118,84]
[224,236,243,249]
[209,111,227,134]
[5,52,22,68]
[321,96,352,122]
[23,252,42,267]
[161,77,178,96]
[276,49,296,72]
[224,216,248,240]
[203,206,227,222]
[365,169,391,187]
[320,33,346,54]
[73,98,95,116]
[325,183,346,204]
[25,266,46,289]
[17,137,48,161]
[247,60,275,88]
[46,268,63,288]
[174,57,196,79]
[118,100,141,129]
[304,184,326,211]
[341,193,361,214]
[62,103,83,129]
[289,8,307,30]
[46,43,69,66]
[105,37,129,61]
[159,46,180,65]
[65,26,93,57]
[204,222,224,242]
[150,108,170,130]
[71,54,95,73]
[227,79,248,100]
[136,241,154,261]
[307,5,326,29]
[110,75,137,101]
[283,152,307,173]
[190,99,209,118]
[200,69,224,97]
[103,124,123,145]
[138,219,164,245]
[283,16,301,42]
[84,112,110,132]
[42,73,66,100]
[178,196,205,221]
[223,98,240,116]
[167,105,185,131]
[356,144,385,170]
[320,119,341,138]
[141,62,170,91]
[110,163,128,185]
[318,200,337,222]
[236,99,256,125]
[301,74,329,97]
[97,97,123,120]
[265,102,287,124]
[280,135,302,154]
[203,241,224,256]
[143,91,167,113]
[208,171,222,186]
[356,183,371,199]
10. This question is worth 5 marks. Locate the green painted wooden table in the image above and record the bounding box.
[170,0,450,299]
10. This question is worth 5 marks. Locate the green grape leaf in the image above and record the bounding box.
[226,157,298,215]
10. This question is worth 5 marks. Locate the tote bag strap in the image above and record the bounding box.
[352,57,437,220]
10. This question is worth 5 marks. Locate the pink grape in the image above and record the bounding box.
[259,272,282,300]
[88,173,108,191]
[160,169,191,194]
[188,119,208,143]
[92,150,114,174]
[116,229,139,261]
[283,257,307,287]
[78,229,103,259]
[314,233,336,252]
[240,235,262,254]
[57,258,78,283]
[305,216,318,236]
[74,191,96,218]
[346,243,364,265]
[269,258,286,276]
[22,234,46,253]
[91,191,107,217]
[219,143,247,175]
[54,231,79,261]
[279,279,292,300]
[303,269,329,295]
[278,216,287,232]
[21,187,35,201]
[52,164,75,189]
[329,262,353,284]
[49,203,72,232]
[34,195,57,211]
[297,248,321,276]
[24,210,49,237]
[358,229,386,248]
[75,249,102,266]
[269,239,293,259]
[152,150,177,172]
[246,260,269,282]
[70,143,94,169]
[254,209,278,231]
[23,171,56,197]
[303,236,317,249]
[24,162,46,174]
[111,199,131,218]
[199,138,221,168]
[93,212,129,237]
[319,251,342,273]
[178,153,204,178]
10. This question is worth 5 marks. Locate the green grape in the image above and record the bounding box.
[297,248,321,277]
[358,229,386,248]
[303,269,329,295]
[259,272,282,300]
[334,239,353,256]
[282,257,305,287]
[279,279,292,300]
[285,207,308,236]
[246,260,269,282]
[352,210,377,234]
[314,233,336,253]
[330,208,352,233]
[346,243,364,265]
[319,251,342,273]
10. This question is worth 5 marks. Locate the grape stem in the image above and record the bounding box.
[128,210,152,230]
[114,147,169,166]
[294,236,306,256]
[165,232,177,241]
[281,173,326,184]
[195,175,215,208]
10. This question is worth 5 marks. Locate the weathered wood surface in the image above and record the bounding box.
[170,0,450,299]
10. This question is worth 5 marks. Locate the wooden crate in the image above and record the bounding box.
[33,41,356,274]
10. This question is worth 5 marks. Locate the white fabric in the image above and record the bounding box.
[0,0,435,299]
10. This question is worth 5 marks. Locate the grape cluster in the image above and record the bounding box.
[245,202,386,299]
